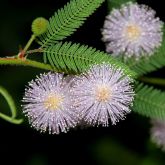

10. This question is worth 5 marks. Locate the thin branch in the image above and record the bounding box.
[0,86,17,118]
[0,112,23,124]
[0,58,55,71]
[140,76,165,87]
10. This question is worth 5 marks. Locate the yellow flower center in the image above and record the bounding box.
[125,24,141,41]
[96,86,110,102]
[44,94,63,110]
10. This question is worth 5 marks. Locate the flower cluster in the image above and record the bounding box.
[22,64,134,134]
[71,64,134,126]
[22,73,78,134]
[101,1,165,152]
[102,2,163,59]
[22,2,164,135]
[150,120,165,151]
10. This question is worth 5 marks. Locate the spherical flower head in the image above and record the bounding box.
[71,64,134,126]
[150,120,165,151]
[102,2,163,59]
[32,17,48,36]
[22,72,78,134]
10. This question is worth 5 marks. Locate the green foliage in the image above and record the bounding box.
[93,138,141,165]
[0,86,23,124]
[43,42,136,77]
[38,0,105,48]
[107,0,136,11]
[1,0,165,130]
[125,27,165,76]
[132,82,165,120]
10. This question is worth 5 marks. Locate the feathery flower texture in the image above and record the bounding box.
[151,120,165,151]
[71,64,134,126]
[22,72,78,134]
[102,3,163,59]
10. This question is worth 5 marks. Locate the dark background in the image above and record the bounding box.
[0,0,165,165]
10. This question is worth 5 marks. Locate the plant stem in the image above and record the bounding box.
[0,112,23,124]
[140,76,165,86]
[0,58,54,71]
[0,86,23,124]
[0,86,17,118]
[25,48,43,56]
[23,34,36,53]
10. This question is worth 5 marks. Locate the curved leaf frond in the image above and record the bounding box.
[132,82,165,120]
[43,42,137,77]
[38,0,105,48]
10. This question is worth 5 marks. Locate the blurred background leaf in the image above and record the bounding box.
[107,0,136,11]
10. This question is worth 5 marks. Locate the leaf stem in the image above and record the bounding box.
[0,112,23,124]
[23,34,36,53]
[0,86,23,124]
[26,48,43,55]
[0,86,17,118]
[140,76,165,86]
[0,58,54,71]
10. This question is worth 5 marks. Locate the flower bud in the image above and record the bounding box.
[32,17,48,36]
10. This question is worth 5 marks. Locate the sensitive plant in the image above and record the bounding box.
[0,0,165,152]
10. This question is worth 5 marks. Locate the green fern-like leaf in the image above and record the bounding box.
[132,82,165,120]
[43,42,136,77]
[38,0,105,48]
[125,28,165,76]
